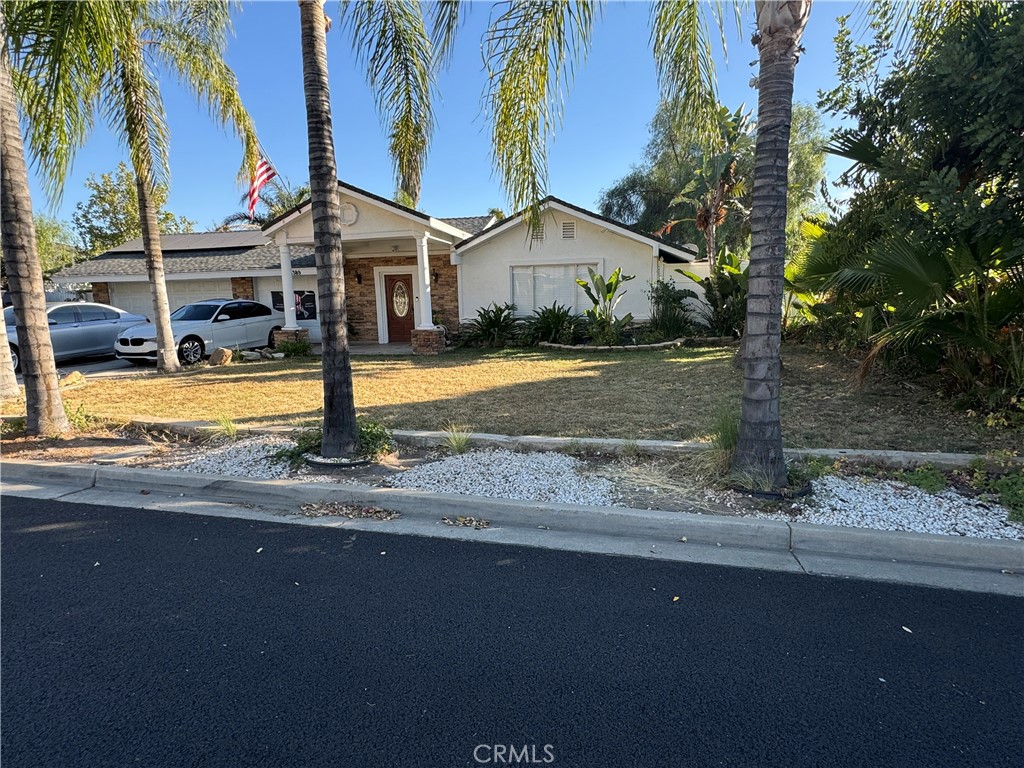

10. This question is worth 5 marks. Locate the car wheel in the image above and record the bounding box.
[267,327,281,349]
[177,337,204,365]
[9,344,19,373]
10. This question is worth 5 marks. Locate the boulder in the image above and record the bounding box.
[208,348,233,366]
[259,348,275,360]
[239,351,262,361]
[58,370,87,389]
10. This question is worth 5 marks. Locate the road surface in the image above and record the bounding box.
[2,496,1021,767]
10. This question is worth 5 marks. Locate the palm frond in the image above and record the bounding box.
[651,1,743,152]
[342,0,434,206]
[142,1,257,181]
[5,0,124,204]
[483,0,597,227]
[429,0,462,69]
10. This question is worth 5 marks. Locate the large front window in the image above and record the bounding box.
[511,263,597,315]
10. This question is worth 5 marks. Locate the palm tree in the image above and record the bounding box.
[0,4,70,432]
[298,0,358,457]
[14,1,259,374]
[479,0,808,490]
[731,1,813,489]
[219,177,311,230]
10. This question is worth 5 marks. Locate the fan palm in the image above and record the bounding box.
[220,177,311,230]
[11,0,259,374]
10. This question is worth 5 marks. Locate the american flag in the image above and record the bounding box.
[248,157,277,219]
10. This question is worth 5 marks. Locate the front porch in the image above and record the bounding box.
[264,186,469,355]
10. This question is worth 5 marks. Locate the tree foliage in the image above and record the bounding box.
[598,101,825,260]
[796,1,1024,414]
[72,163,195,255]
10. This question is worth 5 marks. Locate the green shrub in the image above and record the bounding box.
[523,303,586,345]
[460,303,523,348]
[677,248,748,338]
[896,464,948,494]
[275,418,396,466]
[276,339,313,357]
[991,471,1024,522]
[647,280,699,340]
[64,402,94,432]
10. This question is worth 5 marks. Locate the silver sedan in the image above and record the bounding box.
[4,302,149,372]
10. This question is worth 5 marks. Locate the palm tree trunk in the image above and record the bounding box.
[732,0,812,490]
[120,53,180,374]
[135,173,180,372]
[299,0,359,458]
[0,23,70,433]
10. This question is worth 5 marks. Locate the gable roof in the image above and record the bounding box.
[455,196,698,263]
[439,215,494,235]
[261,179,483,239]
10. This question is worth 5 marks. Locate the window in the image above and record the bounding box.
[170,303,219,321]
[47,306,79,324]
[78,305,114,322]
[245,302,272,317]
[561,221,576,240]
[511,263,597,315]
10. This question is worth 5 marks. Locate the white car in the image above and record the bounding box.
[115,299,283,365]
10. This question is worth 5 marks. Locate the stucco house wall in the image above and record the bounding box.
[457,210,702,322]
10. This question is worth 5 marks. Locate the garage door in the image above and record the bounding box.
[109,280,233,319]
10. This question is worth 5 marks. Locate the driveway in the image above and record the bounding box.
[14,356,137,384]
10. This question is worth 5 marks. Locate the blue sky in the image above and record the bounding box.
[27,0,859,230]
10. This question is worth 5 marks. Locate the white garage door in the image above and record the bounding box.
[109,280,233,319]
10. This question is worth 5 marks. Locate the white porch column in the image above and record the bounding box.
[415,232,434,328]
[276,231,299,330]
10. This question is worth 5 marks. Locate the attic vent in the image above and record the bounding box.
[531,222,545,241]
[561,221,576,240]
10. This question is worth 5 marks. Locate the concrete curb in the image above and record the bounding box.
[124,418,1022,469]
[3,459,1021,578]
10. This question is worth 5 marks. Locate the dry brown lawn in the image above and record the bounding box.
[4,345,1018,452]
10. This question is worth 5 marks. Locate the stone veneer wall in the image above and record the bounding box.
[231,276,255,300]
[91,282,110,304]
[344,254,459,342]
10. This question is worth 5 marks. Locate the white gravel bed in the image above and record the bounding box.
[388,448,614,506]
[167,435,295,479]
[753,474,1024,540]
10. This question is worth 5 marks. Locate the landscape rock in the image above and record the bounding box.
[208,348,233,366]
[58,371,87,389]
[239,351,262,361]
[259,348,275,359]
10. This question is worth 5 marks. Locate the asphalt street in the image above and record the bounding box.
[2,495,1022,768]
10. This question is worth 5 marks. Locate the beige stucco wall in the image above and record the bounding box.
[457,210,703,322]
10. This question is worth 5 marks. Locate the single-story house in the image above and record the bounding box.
[54,180,703,354]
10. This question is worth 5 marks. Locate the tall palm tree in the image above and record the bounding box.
[14,1,259,374]
[299,0,358,457]
[731,1,813,488]
[0,3,70,433]
[478,0,807,490]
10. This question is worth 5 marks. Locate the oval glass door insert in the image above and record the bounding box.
[392,281,410,317]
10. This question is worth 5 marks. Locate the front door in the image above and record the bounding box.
[384,274,414,343]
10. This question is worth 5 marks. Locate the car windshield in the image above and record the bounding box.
[170,304,220,321]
